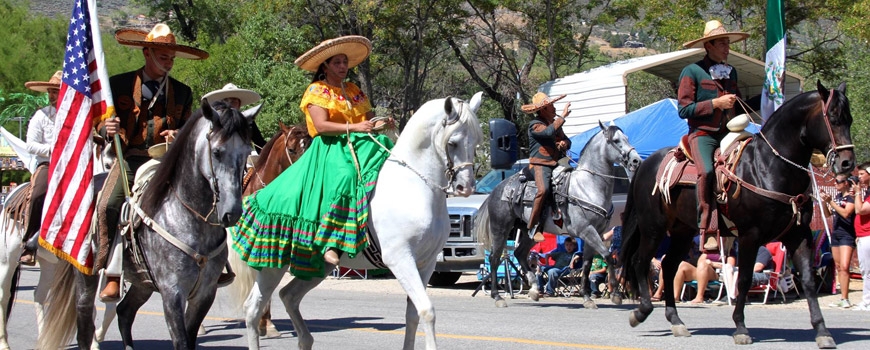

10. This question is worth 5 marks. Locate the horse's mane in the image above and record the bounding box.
[576,125,623,159]
[140,101,252,215]
[761,87,850,132]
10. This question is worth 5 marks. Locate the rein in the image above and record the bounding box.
[253,127,300,189]
[363,100,473,194]
[573,129,635,180]
[128,197,227,267]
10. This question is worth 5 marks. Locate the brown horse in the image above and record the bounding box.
[243,121,311,198]
[232,121,311,336]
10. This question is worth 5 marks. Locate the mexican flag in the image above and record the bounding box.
[761,0,785,123]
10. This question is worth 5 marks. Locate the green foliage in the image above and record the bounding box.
[0,0,67,94]
[170,9,311,137]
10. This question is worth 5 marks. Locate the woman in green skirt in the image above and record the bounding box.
[230,35,395,279]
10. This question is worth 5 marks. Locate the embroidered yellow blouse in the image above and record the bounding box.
[300,81,372,137]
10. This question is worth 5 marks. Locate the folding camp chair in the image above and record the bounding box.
[747,242,789,304]
[474,240,524,297]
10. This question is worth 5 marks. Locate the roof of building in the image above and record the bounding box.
[539,48,804,136]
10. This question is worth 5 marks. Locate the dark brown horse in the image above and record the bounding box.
[232,121,311,336]
[620,82,854,348]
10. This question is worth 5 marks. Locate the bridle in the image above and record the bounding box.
[376,98,475,194]
[575,129,636,180]
[757,90,853,175]
[175,126,222,226]
[254,126,306,189]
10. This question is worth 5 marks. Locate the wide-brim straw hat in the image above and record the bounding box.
[522,92,566,114]
[25,71,63,92]
[202,83,261,107]
[294,35,372,72]
[683,20,749,49]
[115,23,209,60]
[148,142,170,159]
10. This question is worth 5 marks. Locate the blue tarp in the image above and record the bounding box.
[567,98,759,161]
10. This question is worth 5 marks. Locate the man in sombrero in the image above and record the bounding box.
[18,71,63,266]
[677,20,749,252]
[522,92,572,242]
[97,23,208,302]
[203,83,267,148]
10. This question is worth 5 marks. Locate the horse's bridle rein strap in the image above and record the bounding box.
[127,197,226,268]
[819,91,854,167]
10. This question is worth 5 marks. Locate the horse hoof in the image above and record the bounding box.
[733,334,753,345]
[629,310,644,327]
[260,323,281,338]
[611,294,623,305]
[671,325,691,337]
[529,291,540,301]
[583,300,598,309]
[495,299,508,308]
[815,336,836,349]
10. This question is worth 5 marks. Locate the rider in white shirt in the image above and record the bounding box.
[19,71,62,265]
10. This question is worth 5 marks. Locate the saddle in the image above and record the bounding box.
[652,117,755,235]
[500,163,577,231]
[117,159,163,289]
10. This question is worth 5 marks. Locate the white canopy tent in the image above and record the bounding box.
[538,48,804,136]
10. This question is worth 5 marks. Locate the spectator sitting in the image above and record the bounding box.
[731,245,776,297]
[536,236,581,297]
[588,253,608,298]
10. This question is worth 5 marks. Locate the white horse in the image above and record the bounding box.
[234,93,484,350]
[0,145,114,350]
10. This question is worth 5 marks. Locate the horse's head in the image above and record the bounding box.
[200,99,254,227]
[598,121,642,176]
[280,121,312,164]
[439,92,485,196]
[813,81,855,175]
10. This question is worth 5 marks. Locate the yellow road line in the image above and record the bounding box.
[15,299,645,349]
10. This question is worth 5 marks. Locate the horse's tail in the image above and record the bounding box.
[37,261,78,350]
[619,170,642,296]
[475,197,493,251]
[6,265,20,322]
[226,229,256,315]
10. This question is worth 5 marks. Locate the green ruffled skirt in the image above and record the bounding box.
[230,132,393,279]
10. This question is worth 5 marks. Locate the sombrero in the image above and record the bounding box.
[521,92,566,114]
[115,23,209,60]
[202,83,261,107]
[294,35,372,72]
[683,20,749,49]
[24,71,62,92]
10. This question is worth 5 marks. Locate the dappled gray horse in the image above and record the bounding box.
[477,122,641,307]
[38,99,254,350]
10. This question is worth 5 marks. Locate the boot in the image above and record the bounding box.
[19,248,36,266]
[324,248,341,266]
[217,271,236,287]
[696,173,719,251]
[100,276,121,302]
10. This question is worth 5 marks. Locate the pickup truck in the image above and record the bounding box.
[428,160,630,286]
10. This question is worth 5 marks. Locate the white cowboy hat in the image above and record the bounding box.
[25,71,62,92]
[115,23,209,60]
[682,20,749,49]
[521,92,566,114]
[294,35,372,73]
[203,83,261,107]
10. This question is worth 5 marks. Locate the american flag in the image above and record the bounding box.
[39,0,114,275]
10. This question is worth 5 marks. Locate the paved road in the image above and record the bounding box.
[5,266,870,349]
